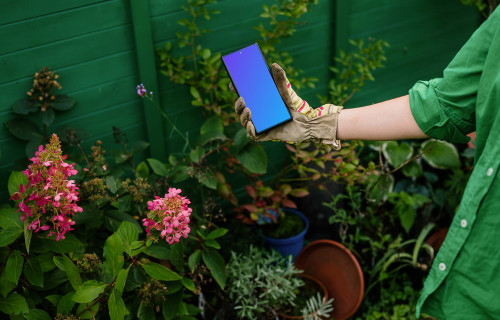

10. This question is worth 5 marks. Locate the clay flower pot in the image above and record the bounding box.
[295,240,364,320]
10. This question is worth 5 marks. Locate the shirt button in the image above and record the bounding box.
[487,167,494,176]
[439,263,446,271]
[461,219,467,228]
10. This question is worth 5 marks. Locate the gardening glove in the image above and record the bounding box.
[231,63,343,150]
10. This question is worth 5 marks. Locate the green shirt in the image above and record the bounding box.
[409,7,500,319]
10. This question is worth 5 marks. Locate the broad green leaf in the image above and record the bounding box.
[202,248,226,289]
[204,239,220,249]
[401,160,423,178]
[40,108,55,126]
[108,290,128,320]
[200,116,223,135]
[421,139,461,169]
[51,95,77,111]
[106,176,117,194]
[236,144,267,174]
[116,221,140,255]
[190,86,201,100]
[366,173,394,203]
[112,150,128,164]
[102,234,124,278]
[30,233,83,254]
[400,206,416,233]
[0,272,16,297]
[136,161,150,178]
[141,262,181,281]
[198,169,217,190]
[137,302,155,320]
[206,228,228,240]
[233,127,250,153]
[0,208,23,229]
[201,48,211,59]
[7,171,28,196]
[181,277,196,292]
[22,309,52,320]
[72,280,107,303]
[45,294,61,306]
[0,293,29,315]
[115,266,130,296]
[143,244,170,260]
[147,158,169,177]
[188,250,201,273]
[61,254,82,290]
[4,250,24,286]
[131,140,149,155]
[169,242,184,271]
[162,291,182,319]
[4,118,40,141]
[12,97,37,115]
[76,302,100,319]
[23,257,44,287]
[0,227,23,247]
[130,240,147,256]
[57,292,75,315]
[382,141,413,168]
[189,146,204,163]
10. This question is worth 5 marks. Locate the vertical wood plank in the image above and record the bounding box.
[335,0,350,54]
[130,0,167,160]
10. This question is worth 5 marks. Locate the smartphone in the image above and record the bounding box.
[222,43,292,134]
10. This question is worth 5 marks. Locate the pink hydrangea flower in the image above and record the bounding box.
[10,134,82,241]
[142,188,192,245]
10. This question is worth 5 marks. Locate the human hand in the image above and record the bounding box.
[231,63,342,149]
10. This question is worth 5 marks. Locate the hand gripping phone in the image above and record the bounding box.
[222,43,292,134]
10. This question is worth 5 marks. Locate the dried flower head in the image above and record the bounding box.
[142,188,192,245]
[10,134,82,240]
[27,67,62,112]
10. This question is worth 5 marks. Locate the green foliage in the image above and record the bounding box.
[459,0,499,17]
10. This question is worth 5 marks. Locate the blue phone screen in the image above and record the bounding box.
[222,43,291,133]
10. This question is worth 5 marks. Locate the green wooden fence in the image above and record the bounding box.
[0,0,479,198]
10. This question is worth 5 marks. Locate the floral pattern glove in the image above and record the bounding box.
[232,63,342,150]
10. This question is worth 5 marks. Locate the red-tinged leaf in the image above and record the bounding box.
[281,199,297,209]
[241,204,258,213]
[285,144,296,153]
[235,214,253,225]
[258,187,274,198]
[245,185,257,198]
[271,195,281,204]
[312,173,321,180]
[279,184,292,195]
[290,189,310,197]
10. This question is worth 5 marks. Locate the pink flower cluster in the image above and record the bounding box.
[10,134,82,241]
[142,188,192,245]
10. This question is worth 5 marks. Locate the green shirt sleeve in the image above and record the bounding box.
[408,9,497,143]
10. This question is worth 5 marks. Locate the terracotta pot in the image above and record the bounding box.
[295,240,364,320]
[277,273,329,319]
[425,227,449,253]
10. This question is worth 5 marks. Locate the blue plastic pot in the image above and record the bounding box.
[263,208,309,260]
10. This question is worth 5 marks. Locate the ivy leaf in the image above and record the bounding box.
[0,293,29,315]
[236,144,267,174]
[141,262,181,281]
[382,141,413,168]
[202,248,226,289]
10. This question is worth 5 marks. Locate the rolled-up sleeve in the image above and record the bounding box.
[408,9,496,143]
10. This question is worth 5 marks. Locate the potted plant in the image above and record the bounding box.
[222,246,333,320]
[235,180,310,259]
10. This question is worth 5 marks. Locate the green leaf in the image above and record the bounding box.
[31,233,83,254]
[0,293,29,315]
[382,141,413,168]
[51,95,76,111]
[7,171,28,196]
[0,227,23,247]
[116,221,140,255]
[181,277,196,292]
[72,280,107,303]
[198,169,217,190]
[236,144,268,174]
[189,146,204,163]
[24,220,32,254]
[206,228,228,240]
[12,97,37,115]
[401,160,423,178]
[76,302,100,319]
[190,86,201,100]
[45,294,61,307]
[108,290,128,320]
[25,135,44,158]
[188,250,201,273]
[136,161,150,178]
[130,240,147,256]
[102,234,124,278]
[199,116,226,144]
[23,257,44,287]
[169,242,184,271]
[40,108,55,126]
[115,266,130,296]
[162,291,182,319]
[113,150,129,164]
[4,118,40,141]
[22,309,52,320]
[201,48,211,59]
[106,175,117,194]
[0,208,23,230]
[0,272,16,297]
[141,262,181,281]
[400,206,415,233]
[4,250,24,287]
[61,254,82,290]
[57,292,75,315]
[137,302,155,320]
[202,248,226,289]
[233,127,250,153]
[143,244,170,260]
[421,139,461,169]
[131,140,149,155]
[204,239,220,249]
[147,158,169,177]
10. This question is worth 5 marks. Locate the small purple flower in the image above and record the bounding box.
[136,84,147,97]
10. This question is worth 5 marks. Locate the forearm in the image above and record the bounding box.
[336,95,429,141]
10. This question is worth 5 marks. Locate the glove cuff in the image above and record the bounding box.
[310,105,343,150]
